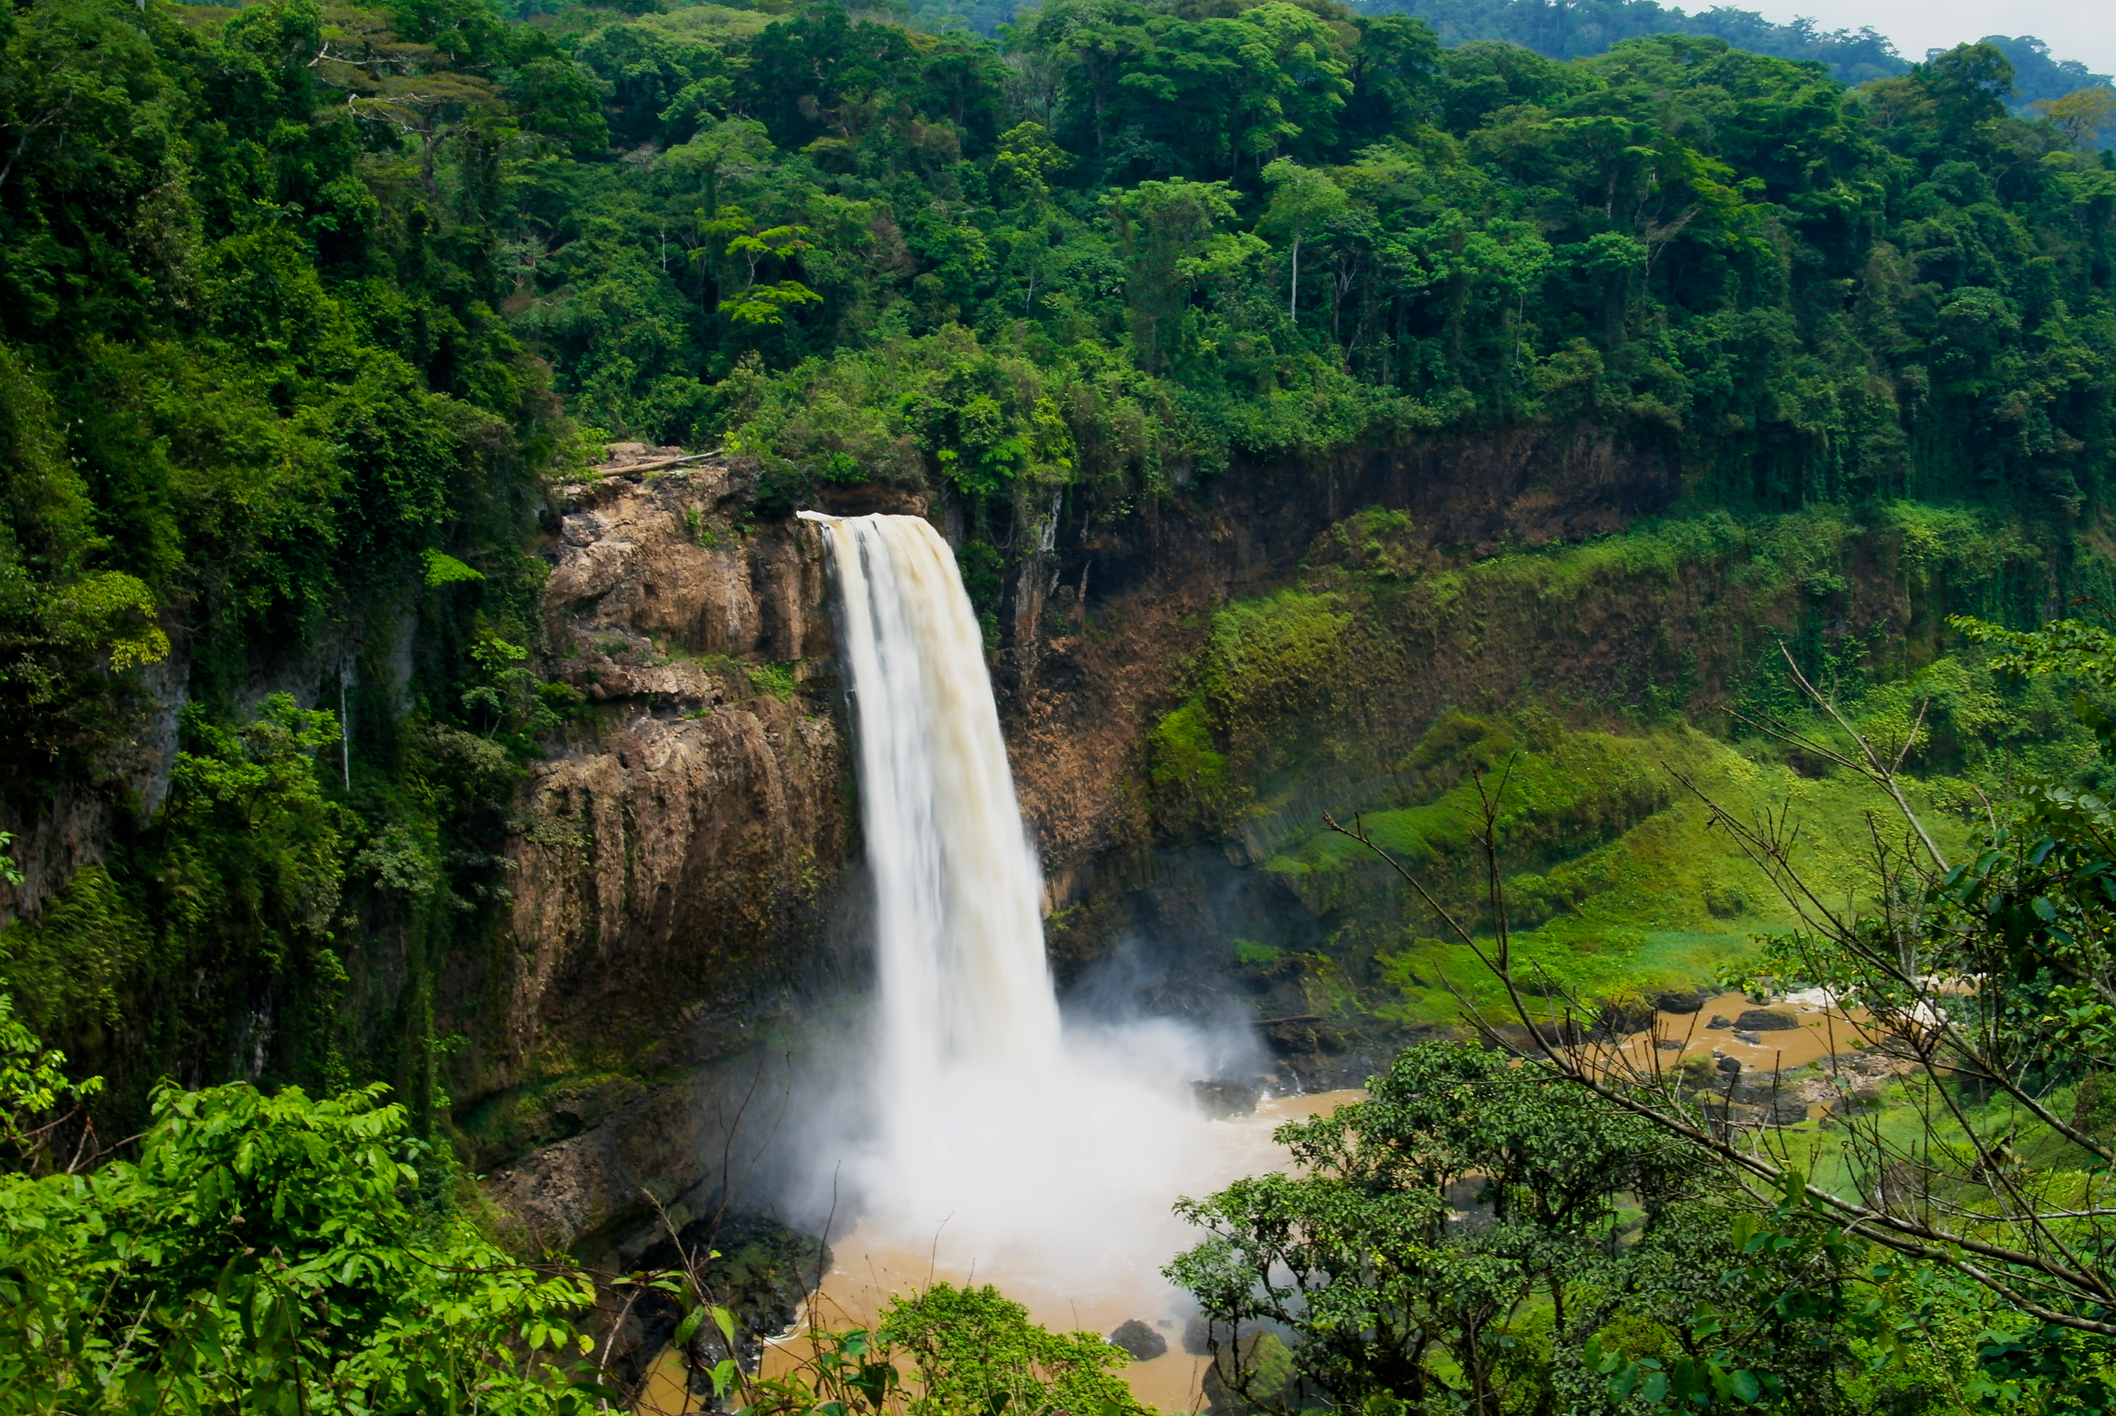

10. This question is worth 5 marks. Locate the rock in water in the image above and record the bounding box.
[1706,1014,1734,1029]
[1652,989,1709,1014]
[1737,1008,1799,1031]
[1193,1078,1262,1119]
[1595,998,1656,1037]
[1110,1320,1168,1361]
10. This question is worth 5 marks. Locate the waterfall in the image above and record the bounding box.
[801,511,1062,1114]
[801,509,1242,1295]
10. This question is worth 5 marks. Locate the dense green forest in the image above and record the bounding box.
[1344,0,1907,83]
[851,0,2111,108]
[2,0,2110,1121]
[517,1,2116,517]
[5,0,2116,1405]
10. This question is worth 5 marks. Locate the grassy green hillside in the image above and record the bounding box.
[1136,502,2106,1026]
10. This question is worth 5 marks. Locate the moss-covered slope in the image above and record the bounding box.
[1043,494,2106,1062]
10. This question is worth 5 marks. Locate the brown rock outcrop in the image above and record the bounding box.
[469,460,856,1243]
[499,701,845,1083]
[478,430,1684,1244]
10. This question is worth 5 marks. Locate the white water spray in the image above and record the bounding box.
[802,511,1242,1295]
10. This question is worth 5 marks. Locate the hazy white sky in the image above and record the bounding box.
[1741,0,2115,75]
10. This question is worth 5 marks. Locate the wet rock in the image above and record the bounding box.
[482,1053,810,1255]
[1753,1095,1809,1125]
[1271,1054,1377,1094]
[1655,1038,1684,1051]
[1706,1014,1734,1029]
[1110,1320,1168,1361]
[1733,1029,1761,1044]
[1595,997,1656,1038]
[1193,1079,1263,1119]
[1702,1099,1758,1130]
[1673,1056,1732,1102]
[474,467,857,1243]
[1263,1019,1345,1055]
[1652,989,1709,1014]
[1736,1008,1799,1031]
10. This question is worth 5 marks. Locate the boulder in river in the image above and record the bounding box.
[1652,989,1709,1014]
[1736,1008,1800,1031]
[1109,1320,1168,1362]
[1193,1079,1263,1119]
[1706,1014,1734,1029]
[1595,998,1656,1038]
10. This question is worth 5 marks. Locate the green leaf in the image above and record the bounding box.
[673,1305,707,1349]
[423,550,485,587]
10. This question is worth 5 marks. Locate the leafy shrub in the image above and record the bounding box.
[0,1022,599,1414]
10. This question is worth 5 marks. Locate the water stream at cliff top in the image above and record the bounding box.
[797,510,1254,1354]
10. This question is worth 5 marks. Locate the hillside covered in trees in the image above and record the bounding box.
[3,0,2113,1102]
[5,0,2116,1405]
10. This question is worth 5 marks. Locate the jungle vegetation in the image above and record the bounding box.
[3,0,2114,1111]
[1167,614,2116,1410]
[3,0,2116,1405]
[0,993,1154,1412]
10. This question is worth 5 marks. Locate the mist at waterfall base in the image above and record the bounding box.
[793,511,1261,1308]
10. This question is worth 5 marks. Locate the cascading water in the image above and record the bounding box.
[803,512,1062,1137]
[801,510,1246,1296]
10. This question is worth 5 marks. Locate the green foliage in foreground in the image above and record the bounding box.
[1169,610,2116,1413]
[1170,1042,2091,1414]
[0,1018,601,1415]
[710,1284,1150,1416]
[0,988,1148,1415]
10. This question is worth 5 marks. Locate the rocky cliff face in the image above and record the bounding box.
[470,451,858,1250]
[502,455,846,1079]
[1002,430,1682,904]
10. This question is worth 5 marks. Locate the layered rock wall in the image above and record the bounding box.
[467,455,858,1246]
[492,460,846,1083]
